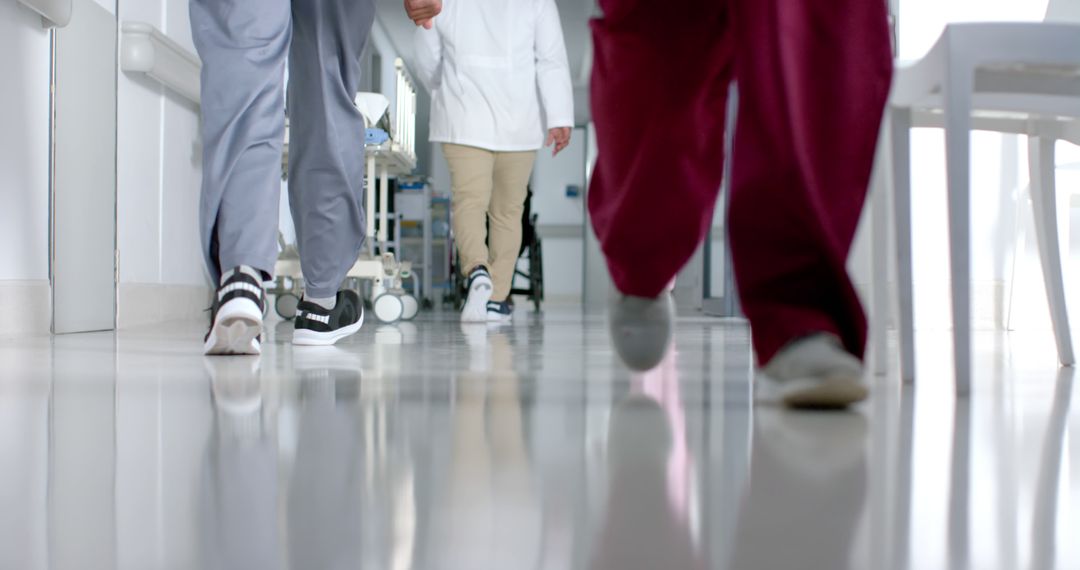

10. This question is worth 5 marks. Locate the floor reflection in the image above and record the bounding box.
[729,409,868,569]
[591,346,706,570]
[201,358,279,570]
[1031,368,1075,570]
[429,328,540,569]
[286,369,366,570]
[3,317,1080,570]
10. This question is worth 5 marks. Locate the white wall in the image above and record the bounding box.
[0,1,54,336]
[116,0,209,327]
[0,1,51,282]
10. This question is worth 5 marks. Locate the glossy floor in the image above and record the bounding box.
[0,309,1077,569]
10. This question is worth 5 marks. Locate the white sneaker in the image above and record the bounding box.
[609,293,675,371]
[756,334,868,408]
[486,300,513,324]
[461,266,493,323]
[204,266,266,356]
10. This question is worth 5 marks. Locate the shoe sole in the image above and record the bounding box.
[204,299,263,356]
[292,310,365,346]
[461,277,493,323]
[760,375,869,409]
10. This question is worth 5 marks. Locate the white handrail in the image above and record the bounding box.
[394,58,417,163]
[18,0,72,28]
[120,21,201,106]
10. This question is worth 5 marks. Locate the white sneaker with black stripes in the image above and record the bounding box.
[486,299,513,324]
[204,266,267,356]
[292,289,365,346]
[461,265,493,323]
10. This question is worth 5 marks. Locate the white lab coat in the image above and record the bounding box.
[414,0,575,152]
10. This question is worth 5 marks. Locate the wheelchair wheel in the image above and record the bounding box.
[530,239,544,312]
[448,247,468,310]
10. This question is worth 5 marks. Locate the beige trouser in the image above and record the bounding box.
[443,143,537,302]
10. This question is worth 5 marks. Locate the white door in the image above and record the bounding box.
[51,0,117,333]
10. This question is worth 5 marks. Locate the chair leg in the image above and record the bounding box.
[1028,136,1076,366]
[944,62,974,397]
[891,106,916,385]
[871,122,891,377]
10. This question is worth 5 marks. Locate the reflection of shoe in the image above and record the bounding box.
[461,266,494,323]
[757,334,867,409]
[609,395,671,467]
[460,322,488,347]
[460,322,491,371]
[754,408,868,477]
[293,290,364,346]
[609,293,674,372]
[292,345,363,372]
[204,357,263,440]
[298,368,362,402]
[204,356,262,414]
[204,266,266,355]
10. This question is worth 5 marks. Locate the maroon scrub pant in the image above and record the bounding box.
[587,0,893,364]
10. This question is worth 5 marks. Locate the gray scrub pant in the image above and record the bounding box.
[190,0,374,299]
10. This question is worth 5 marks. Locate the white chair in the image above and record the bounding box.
[873,0,1080,395]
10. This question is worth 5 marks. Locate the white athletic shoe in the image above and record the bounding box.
[486,299,514,324]
[292,290,364,346]
[609,292,675,372]
[461,266,494,323]
[204,266,266,356]
[756,333,868,408]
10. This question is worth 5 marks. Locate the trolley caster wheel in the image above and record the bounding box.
[276,293,300,320]
[401,295,419,321]
[373,294,404,324]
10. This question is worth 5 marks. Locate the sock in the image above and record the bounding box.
[307,295,337,311]
[222,265,263,287]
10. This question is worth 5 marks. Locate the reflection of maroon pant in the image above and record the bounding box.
[588,0,893,364]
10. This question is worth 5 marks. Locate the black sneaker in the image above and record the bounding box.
[204,266,266,356]
[486,300,513,323]
[462,265,493,323]
[293,290,364,346]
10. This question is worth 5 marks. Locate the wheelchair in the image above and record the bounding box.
[448,188,544,312]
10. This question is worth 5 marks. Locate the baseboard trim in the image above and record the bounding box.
[0,280,51,338]
[118,283,212,329]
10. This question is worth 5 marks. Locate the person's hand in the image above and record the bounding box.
[545,127,571,157]
[404,0,441,29]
